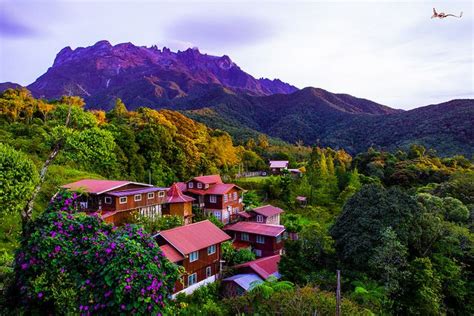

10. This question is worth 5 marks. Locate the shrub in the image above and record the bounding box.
[6,191,179,314]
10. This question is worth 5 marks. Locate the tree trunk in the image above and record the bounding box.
[21,105,72,234]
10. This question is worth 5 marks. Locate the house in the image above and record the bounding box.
[224,222,286,257]
[62,179,168,225]
[62,179,195,226]
[155,220,231,296]
[269,161,289,174]
[162,183,194,225]
[245,205,284,225]
[222,255,281,297]
[179,175,245,224]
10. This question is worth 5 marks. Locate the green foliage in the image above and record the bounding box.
[133,214,184,234]
[5,191,179,314]
[221,241,256,266]
[0,143,39,215]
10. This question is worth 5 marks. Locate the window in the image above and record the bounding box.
[188,182,194,189]
[256,215,264,223]
[206,266,212,278]
[189,251,199,262]
[210,195,217,203]
[158,191,165,198]
[213,211,221,220]
[276,234,282,243]
[241,233,249,241]
[254,249,262,257]
[147,192,155,199]
[207,244,216,255]
[104,197,112,204]
[119,197,127,204]
[256,235,265,244]
[223,194,228,203]
[197,182,202,189]
[233,192,238,200]
[188,273,197,286]
[134,194,142,202]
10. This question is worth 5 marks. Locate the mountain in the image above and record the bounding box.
[0,82,22,92]
[181,88,473,157]
[27,40,297,108]
[16,41,474,156]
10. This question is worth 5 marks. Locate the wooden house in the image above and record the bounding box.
[62,179,195,226]
[178,175,245,224]
[240,205,284,225]
[156,220,231,296]
[269,160,289,175]
[222,255,281,297]
[224,222,286,258]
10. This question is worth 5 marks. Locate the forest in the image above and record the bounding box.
[0,88,473,315]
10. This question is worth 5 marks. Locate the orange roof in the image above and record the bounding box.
[252,205,284,217]
[193,175,223,184]
[234,255,281,279]
[159,220,231,255]
[166,183,194,204]
[62,179,151,194]
[160,244,184,263]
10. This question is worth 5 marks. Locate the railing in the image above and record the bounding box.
[235,171,267,178]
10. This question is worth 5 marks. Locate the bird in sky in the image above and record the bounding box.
[431,8,463,19]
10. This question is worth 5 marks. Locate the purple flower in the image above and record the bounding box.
[105,248,112,255]
[21,263,29,270]
[50,231,57,238]
[121,304,126,310]
[54,245,61,253]
[125,285,131,291]
[38,292,43,298]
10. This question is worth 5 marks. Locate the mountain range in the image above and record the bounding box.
[2,41,473,156]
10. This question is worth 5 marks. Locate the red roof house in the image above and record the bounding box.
[224,222,286,258]
[180,175,245,224]
[155,220,231,295]
[248,205,284,225]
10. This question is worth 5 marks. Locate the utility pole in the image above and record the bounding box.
[336,269,341,316]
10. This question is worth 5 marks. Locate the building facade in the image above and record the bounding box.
[156,220,231,296]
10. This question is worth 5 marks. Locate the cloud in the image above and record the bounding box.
[164,15,275,49]
[0,12,38,38]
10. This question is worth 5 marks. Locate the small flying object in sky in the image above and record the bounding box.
[431,8,463,19]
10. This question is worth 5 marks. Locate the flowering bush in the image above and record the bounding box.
[7,190,179,314]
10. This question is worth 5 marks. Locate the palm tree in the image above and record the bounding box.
[249,276,294,299]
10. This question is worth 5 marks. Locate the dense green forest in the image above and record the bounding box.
[1,88,473,314]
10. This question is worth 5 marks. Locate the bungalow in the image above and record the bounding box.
[269,160,289,175]
[178,175,245,224]
[155,220,231,296]
[62,179,195,226]
[62,179,168,225]
[224,222,286,258]
[242,205,284,225]
[222,255,281,297]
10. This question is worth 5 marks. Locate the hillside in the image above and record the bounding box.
[8,41,474,157]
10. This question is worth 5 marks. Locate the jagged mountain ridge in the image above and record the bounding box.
[26,40,297,107]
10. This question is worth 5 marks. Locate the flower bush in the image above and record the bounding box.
[7,190,179,315]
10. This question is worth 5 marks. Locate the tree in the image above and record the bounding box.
[368,227,409,296]
[249,275,294,299]
[6,190,179,314]
[0,144,39,216]
[221,241,256,266]
[331,184,423,270]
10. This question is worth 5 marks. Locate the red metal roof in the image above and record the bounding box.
[238,211,252,219]
[159,220,231,255]
[166,183,194,204]
[193,175,223,184]
[187,183,243,196]
[175,182,187,192]
[160,244,184,263]
[234,255,281,279]
[108,187,164,197]
[62,179,151,194]
[224,222,285,237]
[252,205,284,217]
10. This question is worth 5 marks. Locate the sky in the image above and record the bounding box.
[0,0,472,109]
